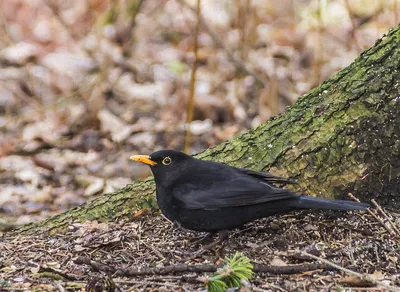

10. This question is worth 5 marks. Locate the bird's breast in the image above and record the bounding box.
[155,188,182,222]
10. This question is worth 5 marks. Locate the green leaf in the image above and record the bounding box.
[204,252,254,291]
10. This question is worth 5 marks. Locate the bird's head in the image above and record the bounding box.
[130,150,192,186]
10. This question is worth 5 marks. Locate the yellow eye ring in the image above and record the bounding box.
[162,157,172,165]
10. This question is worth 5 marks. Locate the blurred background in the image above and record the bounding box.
[0,0,398,229]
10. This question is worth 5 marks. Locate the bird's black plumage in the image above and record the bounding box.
[131,150,369,232]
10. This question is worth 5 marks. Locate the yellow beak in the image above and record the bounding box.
[130,155,157,166]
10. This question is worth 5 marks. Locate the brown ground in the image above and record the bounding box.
[1,209,399,291]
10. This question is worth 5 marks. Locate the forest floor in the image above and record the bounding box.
[1,209,400,291]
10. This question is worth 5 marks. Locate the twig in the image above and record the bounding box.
[129,232,165,260]
[347,288,391,291]
[300,251,400,291]
[369,211,395,236]
[176,0,268,88]
[142,241,165,260]
[141,241,165,260]
[115,279,181,289]
[300,251,364,278]
[348,193,396,236]
[74,255,333,277]
[38,266,80,281]
[184,0,201,154]
[73,256,116,274]
[371,199,400,236]
[347,192,361,203]
[252,263,333,274]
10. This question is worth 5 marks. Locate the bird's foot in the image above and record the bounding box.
[182,248,207,261]
[169,220,184,232]
[182,230,229,261]
[189,232,214,247]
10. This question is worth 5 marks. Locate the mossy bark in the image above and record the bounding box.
[18,26,400,235]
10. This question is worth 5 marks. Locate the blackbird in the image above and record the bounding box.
[131,150,368,245]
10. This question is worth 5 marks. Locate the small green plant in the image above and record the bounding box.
[205,252,253,292]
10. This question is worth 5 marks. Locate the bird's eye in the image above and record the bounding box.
[162,157,172,165]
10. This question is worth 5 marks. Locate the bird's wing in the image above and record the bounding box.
[178,175,299,210]
[232,167,296,185]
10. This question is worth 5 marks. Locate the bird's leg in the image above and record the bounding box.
[170,220,184,232]
[202,230,229,250]
[184,230,229,260]
[189,232,214,246]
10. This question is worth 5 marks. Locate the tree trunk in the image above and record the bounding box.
[18,25,400,235]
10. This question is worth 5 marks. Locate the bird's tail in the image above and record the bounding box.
[292,195,369,211]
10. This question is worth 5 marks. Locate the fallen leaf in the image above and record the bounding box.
[30,266,40,274]
[45,262,61,269]
[133,208,151,217]
[74,245,86,252]
[271,257,287,266]
[340,271,384,288]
